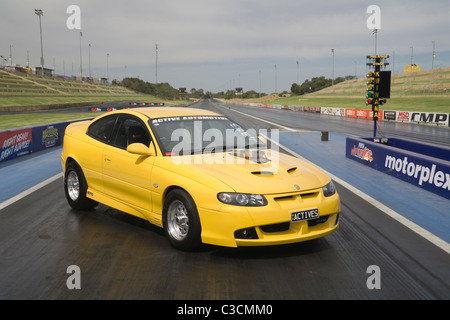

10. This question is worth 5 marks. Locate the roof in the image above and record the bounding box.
[131,107,221,119]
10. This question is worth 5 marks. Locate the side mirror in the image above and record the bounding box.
[258,135,267,145]
[127,142,156,156]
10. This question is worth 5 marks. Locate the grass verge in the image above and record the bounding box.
[0,98,191,130]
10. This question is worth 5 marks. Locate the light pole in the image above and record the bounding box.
[432,40,436,70]
[274,64,277,94]
[155,43,158,84]
[88,44,92,78]
[259,70,261,98]
[392,50,395,75]
[331,49,335,86]
[9,45,13,66]
[79,32,83,79]
[34,9,44,76]
[106,53,109,82]
[373,29,378,55]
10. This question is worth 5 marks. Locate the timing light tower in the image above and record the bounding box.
[366,55,391,140]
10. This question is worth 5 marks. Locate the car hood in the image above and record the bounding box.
[167,149,330,194]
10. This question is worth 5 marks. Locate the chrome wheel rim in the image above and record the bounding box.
[67,170,80,201]
[167,200,189,241]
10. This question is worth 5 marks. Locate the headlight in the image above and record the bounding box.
[217,192,268,206]
[322,180,336,197]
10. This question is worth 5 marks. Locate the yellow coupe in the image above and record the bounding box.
[61,107,340,250]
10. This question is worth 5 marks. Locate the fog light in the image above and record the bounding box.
[234,227,258,239]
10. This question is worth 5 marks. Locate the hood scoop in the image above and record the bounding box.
[251,171,275,176]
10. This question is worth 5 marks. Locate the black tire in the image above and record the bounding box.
[162,189,201,251]
[64,161,98,210]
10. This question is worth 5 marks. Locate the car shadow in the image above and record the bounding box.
[69,204,334,259]
[199,238,333,259]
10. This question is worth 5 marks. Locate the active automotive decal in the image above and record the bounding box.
[151,115,228,124]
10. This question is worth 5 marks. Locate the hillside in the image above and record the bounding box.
[230,67,450,112]
[309,67,450,97]
[0,69,153,108]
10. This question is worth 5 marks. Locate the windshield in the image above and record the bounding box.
[150,116,263,156]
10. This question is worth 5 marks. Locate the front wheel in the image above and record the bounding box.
[64,161,98,210]
[163,189,201,251]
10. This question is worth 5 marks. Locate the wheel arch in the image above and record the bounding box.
[162,185,193,214]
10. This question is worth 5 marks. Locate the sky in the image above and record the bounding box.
[1,0,449,93]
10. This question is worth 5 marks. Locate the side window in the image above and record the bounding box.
[87,114,118,143]
[111,115,151,149]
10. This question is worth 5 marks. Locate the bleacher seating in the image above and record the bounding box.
[0,69,138,97]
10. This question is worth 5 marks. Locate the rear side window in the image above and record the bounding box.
[87,114,118,143]
[111,115,151,149]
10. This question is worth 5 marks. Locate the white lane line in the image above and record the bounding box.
[0,173,63,211]
[230,107,298,132]
[228,107,450,254]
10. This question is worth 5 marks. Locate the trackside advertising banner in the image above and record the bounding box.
[221,99,449,126]
[32,122,69,153]
[0,121,77,163]
[0,128,32,162]
[346,137,450,200]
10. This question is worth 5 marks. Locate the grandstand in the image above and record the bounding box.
[0,69,139,98]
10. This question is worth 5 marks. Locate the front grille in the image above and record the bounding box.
[260,222,290,233]
[260,216,329,233]
[273,192,318,202]
[273,195,294,201]
[308,215,329,226]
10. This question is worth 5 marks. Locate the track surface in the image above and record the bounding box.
[0,99,449,300]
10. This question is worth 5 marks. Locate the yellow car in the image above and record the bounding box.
[61,107,340,250]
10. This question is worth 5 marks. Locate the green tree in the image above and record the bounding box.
[291,75,356,96]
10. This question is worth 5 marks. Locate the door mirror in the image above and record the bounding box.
[258,135,267,145]
[127,142,156,156]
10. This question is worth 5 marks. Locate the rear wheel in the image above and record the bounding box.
[163,189,201,251]
[64,161,98,210]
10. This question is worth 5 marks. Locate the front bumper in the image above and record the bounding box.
[198,188,341,248]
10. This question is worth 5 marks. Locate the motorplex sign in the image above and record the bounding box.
[346,137,450,200]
